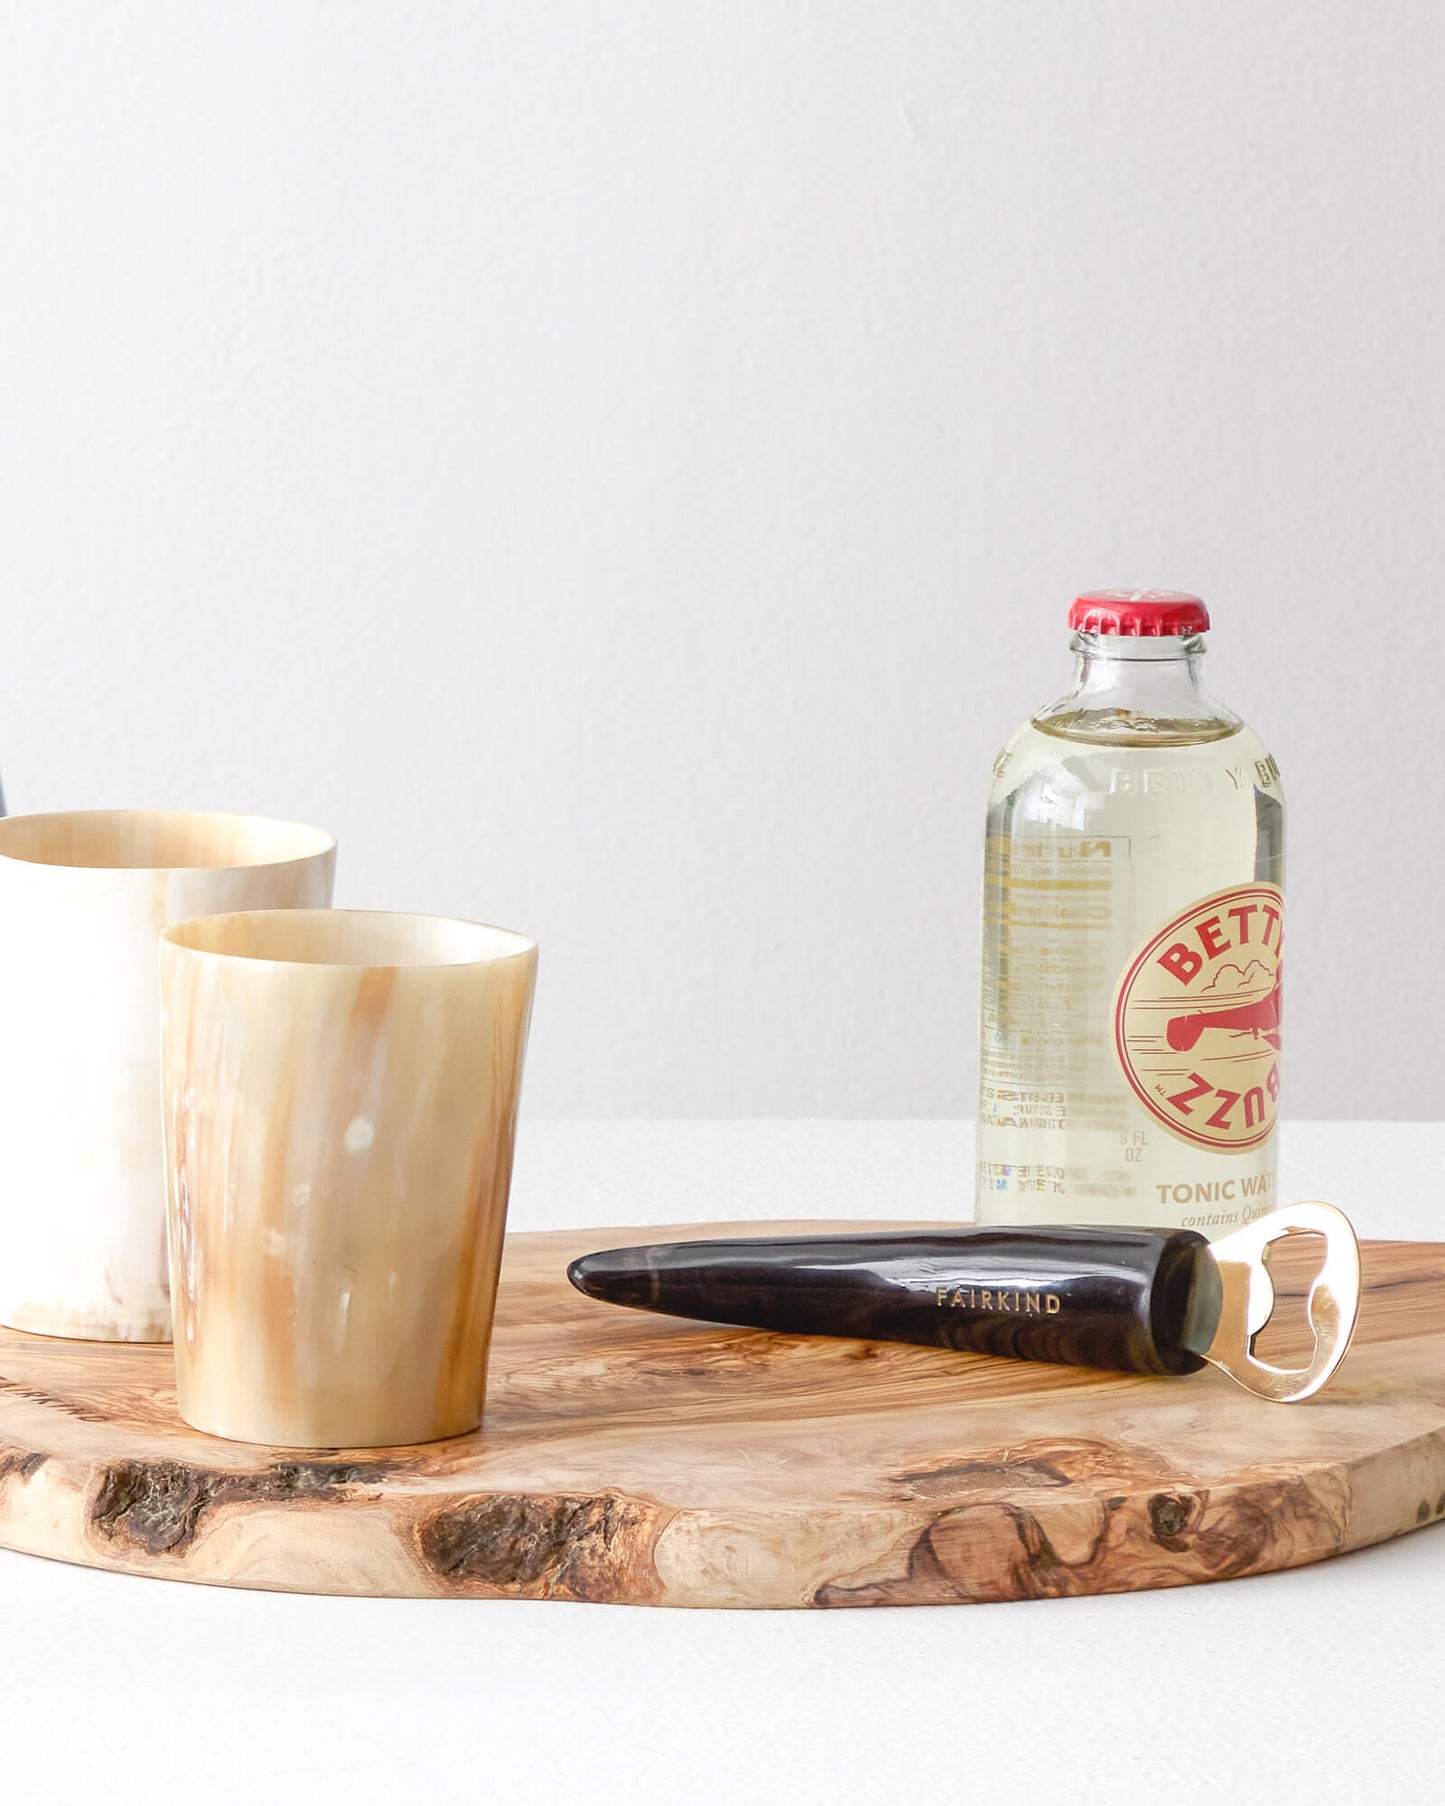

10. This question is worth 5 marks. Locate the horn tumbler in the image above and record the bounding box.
[160,909,537,1449]
[0,811,336,1341]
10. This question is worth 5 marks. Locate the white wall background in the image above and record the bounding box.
[0,3,1440,1118]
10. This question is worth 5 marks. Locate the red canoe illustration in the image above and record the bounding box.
[1166,976,1282,1053]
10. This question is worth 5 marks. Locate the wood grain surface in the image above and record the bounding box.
[1,1221,1443,1607]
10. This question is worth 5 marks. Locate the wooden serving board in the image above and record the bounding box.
[2,1221,1444,1608]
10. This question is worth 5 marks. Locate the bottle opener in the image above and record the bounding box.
[568,1200,1361,1403]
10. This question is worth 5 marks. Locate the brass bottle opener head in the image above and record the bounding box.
[1203,1201,1361,1402]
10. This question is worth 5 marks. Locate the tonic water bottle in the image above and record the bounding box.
[976,590,1283,1236]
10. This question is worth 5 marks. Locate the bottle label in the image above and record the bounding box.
[1112,883,1283,1152]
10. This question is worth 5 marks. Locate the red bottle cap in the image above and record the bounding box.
[1069,589,1210,637]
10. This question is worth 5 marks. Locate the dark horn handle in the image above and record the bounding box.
[567,1225,1221,1377]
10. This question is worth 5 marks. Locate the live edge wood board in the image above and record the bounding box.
[1,1221,1444,1608]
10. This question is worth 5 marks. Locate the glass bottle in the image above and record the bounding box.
[975,590,1284,1237]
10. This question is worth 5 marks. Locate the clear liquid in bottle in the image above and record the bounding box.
[975,591,1283,1237]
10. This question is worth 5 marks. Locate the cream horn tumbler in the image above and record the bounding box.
[160,909,538,1449]
[0,812,337,1341]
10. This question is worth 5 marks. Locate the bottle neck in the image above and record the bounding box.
[1032,632,1241,746]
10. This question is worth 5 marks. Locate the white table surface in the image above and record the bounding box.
[2,1120,1441,1805]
